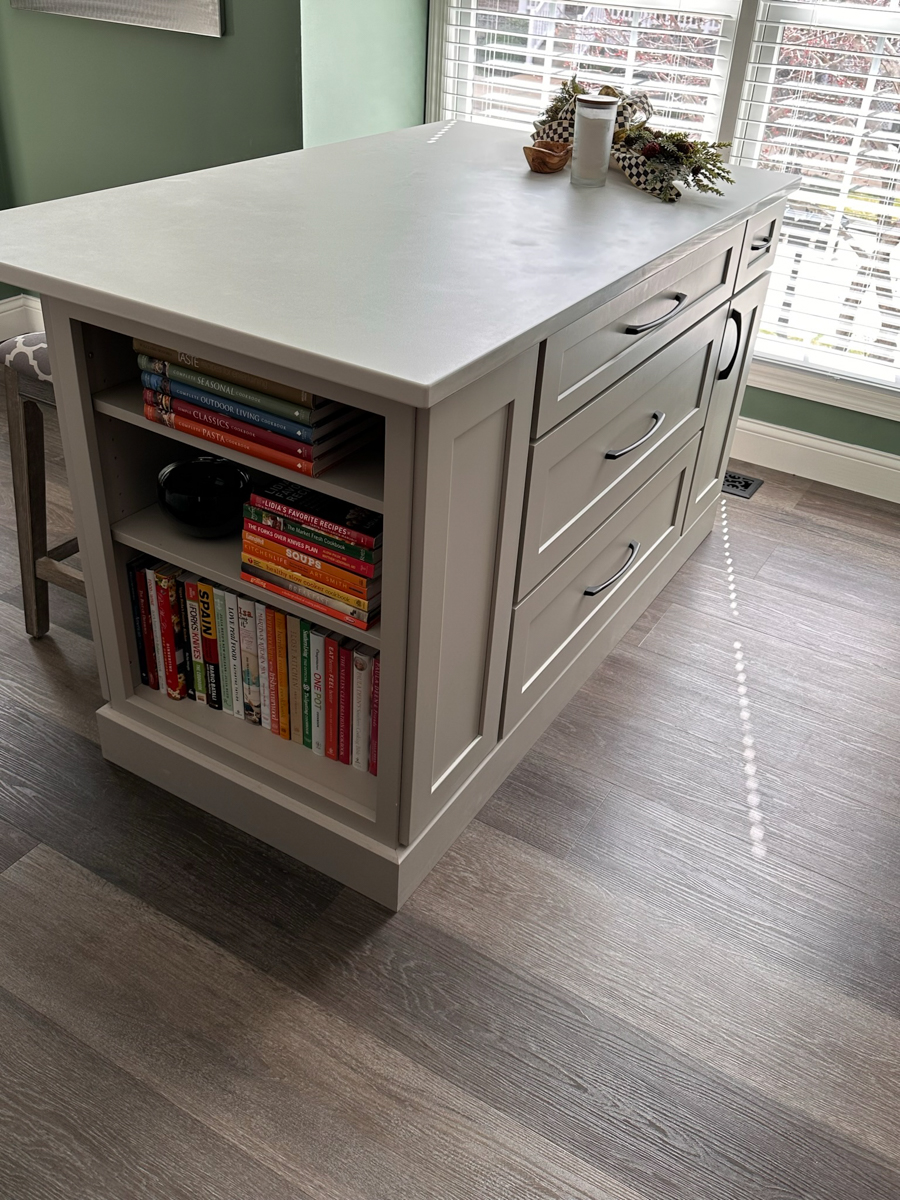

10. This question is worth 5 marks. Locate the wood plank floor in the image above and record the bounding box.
[1,396,899,1200]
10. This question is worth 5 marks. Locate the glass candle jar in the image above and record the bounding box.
[570,93,619,188]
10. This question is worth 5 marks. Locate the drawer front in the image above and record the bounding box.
[519,301,728,598]
[684,271,772,533]
[535,223,742,437]
[736,200,785,291]
[503,436,698,735]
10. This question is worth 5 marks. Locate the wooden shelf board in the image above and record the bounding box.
[94,382,385,511]
[130,684,379,821]
[112,504,382,650]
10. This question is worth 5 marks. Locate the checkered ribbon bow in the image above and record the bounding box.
[533,89,681,202]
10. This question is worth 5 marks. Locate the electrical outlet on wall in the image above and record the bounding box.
[9,0,223,37]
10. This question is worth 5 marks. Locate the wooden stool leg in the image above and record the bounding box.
[5,365,50,638]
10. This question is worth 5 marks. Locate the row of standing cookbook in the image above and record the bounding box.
[126,554,379,773]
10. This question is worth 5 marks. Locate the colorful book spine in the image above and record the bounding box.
[144,563,165,695]
[155,565,187,701]
[196,580,222,709]
[255,603,271,731]
[248,488,382,550]
[240,554,378,615]
[183,576,207,704]
[369,654,380,776]
[133,560,160,690]
[224,591,243,719]
[175,578,195,701]
[300,620,312,749]
[143,389,315,459]
[324,634,340,761]
[240,569,376,632]
[137,355,315,424]
[243,506,381,569]
[274,611,290,740]
[338,640,354,765]
[141,372,318,441]
[126,556,151,687]
[351,646,375,772]
[213,588,233,715]
[241,532,378,598]
[237,597,261,725]
[144,404,320,475]
[133,338,318,410]
[286,616,304,745]
[309,626,326,756]
[265,606,280,736]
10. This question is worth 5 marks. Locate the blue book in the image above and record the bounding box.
[141,372,316,444]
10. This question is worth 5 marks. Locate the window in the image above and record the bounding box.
[432,0,900,394]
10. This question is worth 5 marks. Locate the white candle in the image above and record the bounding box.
[571,94,618,188]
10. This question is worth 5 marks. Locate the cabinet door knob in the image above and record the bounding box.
[718,309,743,381]
[584,541,641,597]
[625,292,688,334]
[605,411,665,460]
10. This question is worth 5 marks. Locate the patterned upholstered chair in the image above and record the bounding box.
[1,331,86,638]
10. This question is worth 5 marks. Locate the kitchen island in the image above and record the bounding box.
[0,122,798,907]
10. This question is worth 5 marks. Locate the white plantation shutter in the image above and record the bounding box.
[730,2,900,389]
[437,1,743,137]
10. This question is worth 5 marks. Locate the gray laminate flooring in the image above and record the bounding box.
[0,395,898,1200]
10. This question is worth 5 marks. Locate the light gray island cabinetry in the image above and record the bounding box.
[0,124,798,908]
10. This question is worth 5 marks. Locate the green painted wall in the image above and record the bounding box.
[741,386,900,456]
[301,0,428,148]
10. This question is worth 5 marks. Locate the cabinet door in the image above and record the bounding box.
[400,347,537,845]
[684,272,771,532]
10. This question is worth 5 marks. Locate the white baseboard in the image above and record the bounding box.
[732,417,900,504]
[0,293,44,343]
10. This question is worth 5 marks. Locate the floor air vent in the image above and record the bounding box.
[722,471,763,499]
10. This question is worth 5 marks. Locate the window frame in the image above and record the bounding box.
[425,0,900,416]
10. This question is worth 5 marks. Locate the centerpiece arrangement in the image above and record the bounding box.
[527,77,733,203]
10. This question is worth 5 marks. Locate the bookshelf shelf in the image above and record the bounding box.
[129,684,378,820]
[112,504,381,650]
[94,382,386,512]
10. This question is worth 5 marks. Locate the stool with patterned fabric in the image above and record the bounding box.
[1,332,86,638]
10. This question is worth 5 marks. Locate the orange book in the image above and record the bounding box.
[145,403,317,475]
[241,572,375,632]
[273,610,291,739]
[242,532,377,600]
[241,552,377,613]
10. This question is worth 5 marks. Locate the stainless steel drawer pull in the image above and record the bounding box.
[750,234,773,252]
[625,292,687,335]
[605,411,665,460]
[584,541,641,597]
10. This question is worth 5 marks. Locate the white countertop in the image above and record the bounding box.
[0,122,798,406]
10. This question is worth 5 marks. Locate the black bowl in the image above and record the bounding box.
[157,456,251,538]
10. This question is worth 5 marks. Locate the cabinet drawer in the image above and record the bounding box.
[519,301,727,598]
[504,436,697,735]
[535,223,742,437]
[736,200,785,291]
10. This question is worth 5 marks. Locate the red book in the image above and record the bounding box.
[324,635,340,760]
[134,566,159,690]
[143,389,314,461]
[239,572,375,632]
[249,487,382,550]
[155,565,188,700]
[243,518,378,579]
[338,641,353,765]
[265,606,280,736]
[144,403,318,476]
[369,654,380,776]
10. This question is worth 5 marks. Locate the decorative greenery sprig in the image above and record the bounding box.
[534,75,587,129]
[615,124,734,200]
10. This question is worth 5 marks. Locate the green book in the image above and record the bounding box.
[243,505,381,566]
[300,619,312,749]
[213,587,233,715]
[137,353,318,426]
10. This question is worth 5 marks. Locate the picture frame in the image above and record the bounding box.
[9,0,223,37]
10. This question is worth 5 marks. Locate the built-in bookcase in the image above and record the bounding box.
[46,306,415,871]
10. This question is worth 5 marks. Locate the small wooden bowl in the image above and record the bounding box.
[523,140,572,173]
